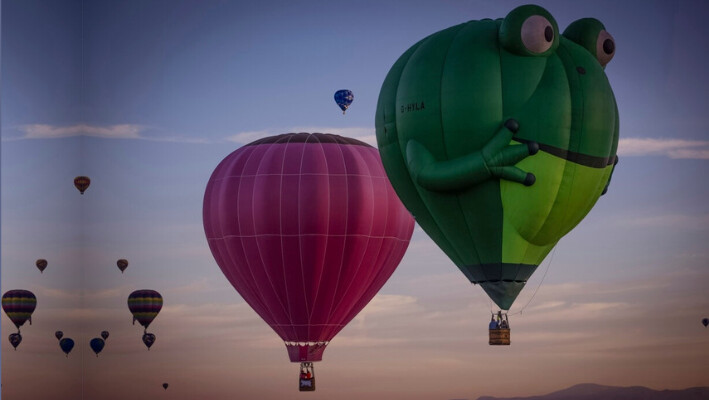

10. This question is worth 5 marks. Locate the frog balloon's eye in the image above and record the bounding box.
[500,4,559,56]
[563,18,615,67]
[596,30,615,66]
[521,15,555,54]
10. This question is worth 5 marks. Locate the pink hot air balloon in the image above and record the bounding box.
[203,133,414,391]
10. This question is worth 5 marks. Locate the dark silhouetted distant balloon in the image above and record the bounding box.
[101,331,109,340]
[203,133,414,366]
[55,331,64,341]
[90,338,105,357]
[127,290,162,330]
[334,89,354,114]
[142,333,156,350]
[2,290,37,332]
[36,259,48,273]
[116,259,129,273]
[9,333,22,350]
[59,338,75,357]
[163,383,168,390]
[74,176,91,195]
[703,318,708,327]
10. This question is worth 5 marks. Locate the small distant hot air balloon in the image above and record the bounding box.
[116,259,129,273]
[8,333,22,350]
[162,383,168,390]
[55,331,64,341]
[90,338,105,357]
[127,290,162,331]
[101,331,109,340]
[2,290,37,333]
[142,333,156,350]
[334,89,354,114]
[35,259,48,273]
[74,176,91,195]
[59,338,75,357]
[703,318,708,328]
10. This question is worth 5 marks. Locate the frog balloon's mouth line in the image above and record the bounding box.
[512,137,615,168]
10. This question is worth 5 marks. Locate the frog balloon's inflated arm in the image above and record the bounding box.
[405,119,539,192]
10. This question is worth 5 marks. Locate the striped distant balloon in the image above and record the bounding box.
[127,290,162,330]
[2,290,37,331]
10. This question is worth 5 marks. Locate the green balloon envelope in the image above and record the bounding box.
[375,4,619,310]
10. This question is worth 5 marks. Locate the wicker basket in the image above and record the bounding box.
[299,377,315,391]
[489,328,510,345]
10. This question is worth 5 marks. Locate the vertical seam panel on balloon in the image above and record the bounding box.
[530,44,581,248]
[449,22,484,267]
[322,139,349,329]
[297,134,314,341]
[308,138,334,341]
[212,147,277,334]
[236,144,290,339]
[230,146,285,337]
[326,146,380,337]
[310,133,329,342]
[334,148,394,338]
[278,134,297,340]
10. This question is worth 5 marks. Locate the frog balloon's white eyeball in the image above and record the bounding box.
[521,15,555,54]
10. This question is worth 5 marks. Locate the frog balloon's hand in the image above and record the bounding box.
[406,119,538,193]
[484,119,538,187]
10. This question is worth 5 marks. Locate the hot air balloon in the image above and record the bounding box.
[36,259,48,273]
[59,338,75,357]
[90,338,105,357]
[703,318,708,328]
[142,333,156,350]
[162,383,168,390]
[2,290,37,333]
[55,331,64,341]
[127,290,162,332]
[334,89,354,114]
[8,333,22,350]
[116,259,129,273]
[101,331,109,340]
[74,176,91,195]
[375,5,618,345]
[203,132,414,390]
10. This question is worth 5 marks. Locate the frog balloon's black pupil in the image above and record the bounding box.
[544,26,553,42]
[603,39,615,54]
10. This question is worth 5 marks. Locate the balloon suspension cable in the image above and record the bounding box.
[509,246,557,317]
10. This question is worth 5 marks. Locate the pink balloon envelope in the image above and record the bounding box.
[203,133,414,362]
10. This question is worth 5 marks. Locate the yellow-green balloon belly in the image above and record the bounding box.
[501,149,613,265]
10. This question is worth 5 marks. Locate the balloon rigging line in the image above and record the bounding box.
[510,245,557,316]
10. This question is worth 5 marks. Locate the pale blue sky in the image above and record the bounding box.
[2,1,708,399]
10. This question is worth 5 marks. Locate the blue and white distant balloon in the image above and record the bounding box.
[334,90,354,114]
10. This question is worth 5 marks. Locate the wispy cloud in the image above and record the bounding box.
[227,126,377,146]
[618,137,709,159]
[3,123,211,143]
[19,124,142,139]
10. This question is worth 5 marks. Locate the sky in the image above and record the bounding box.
[1,0,708,399]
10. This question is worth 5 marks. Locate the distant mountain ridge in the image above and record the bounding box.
[477,383,709,400]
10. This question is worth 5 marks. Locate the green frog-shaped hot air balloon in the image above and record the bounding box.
[376,4,619,314]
